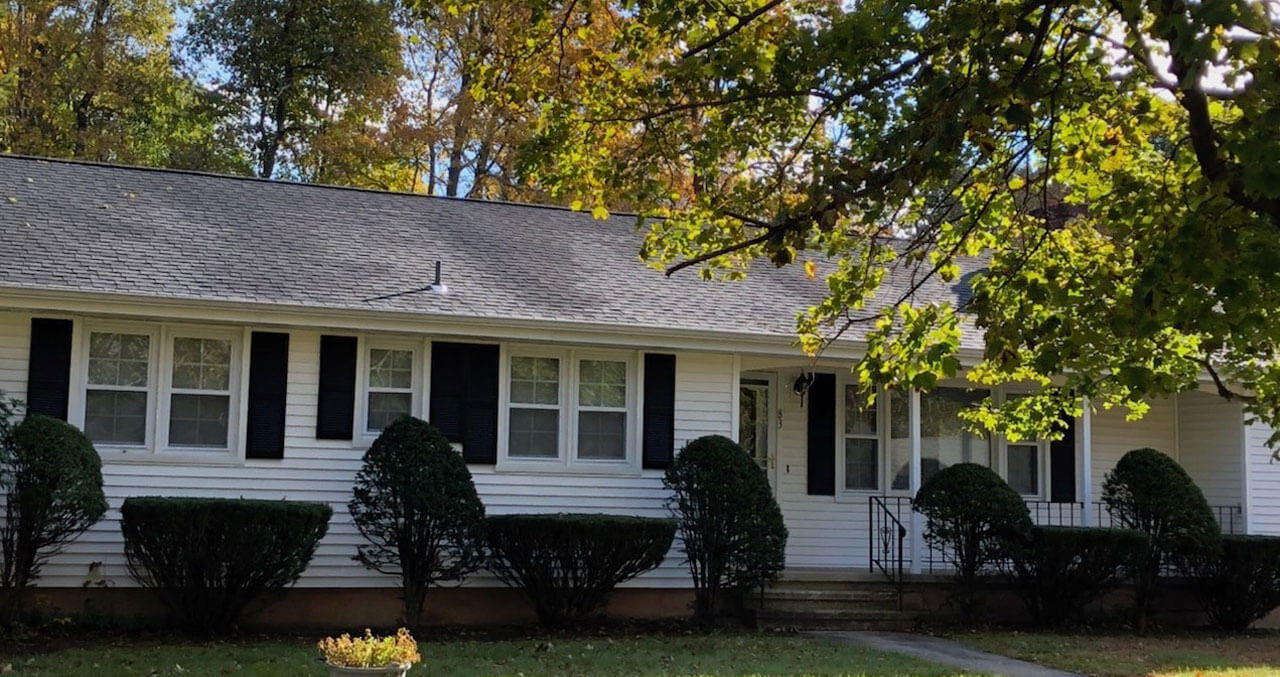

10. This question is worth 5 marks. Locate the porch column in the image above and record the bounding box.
[909,389,924,574]
[1080,396,1094,527]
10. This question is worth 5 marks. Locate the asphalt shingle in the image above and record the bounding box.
[0,155,979,347]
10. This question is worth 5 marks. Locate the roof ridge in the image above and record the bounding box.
[0,152,641,218]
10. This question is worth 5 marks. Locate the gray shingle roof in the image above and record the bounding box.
[0,155,979,347]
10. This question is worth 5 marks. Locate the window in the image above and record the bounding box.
[508,355,560,458]
[84,331,151,445]
[167,336,233,448]
[889,389,911,491]
[78,323,241,457]
[842,385,878,491]
[576,359,627,460]
[919,387,991,484]
[366,347,414,433]
[503,349,635,468]
[1007,442,1040,495]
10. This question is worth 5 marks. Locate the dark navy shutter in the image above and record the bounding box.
[316,335,357,440]
[806,372,836,496]
[246,331,289,459]
[1050,417,1077,503]
[642,353,676,470]
[26,318,73,420]
[429,341,499,464]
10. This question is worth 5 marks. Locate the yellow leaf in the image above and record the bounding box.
[591,205,609,220]
[570,199,584,211]
[804,261,817,280]
[1008,175,1026,191]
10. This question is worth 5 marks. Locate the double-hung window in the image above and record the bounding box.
[80,323,242,457]
[842,385,879,491]
[508,355,561,458]
[1002,394,1042,496]
[164,333,237,450]
[503,348,635,469]
[84,330,153,446]
[576,359,628,460]
[365,346,415,433]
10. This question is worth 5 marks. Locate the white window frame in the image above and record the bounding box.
[837,376,882,496]
[156,325,243,457]
[497,344,640,474]
[357,336,424,442]
[884,388,914,496]
[77,321,160,453]
[997,389,1048,499]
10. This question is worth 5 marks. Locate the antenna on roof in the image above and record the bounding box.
[429,260,448,294]
[360,260,448,302]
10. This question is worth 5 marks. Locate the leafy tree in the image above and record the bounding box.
[183,0,403,178]
[0,413,107,625]
[913,463,1031,619]
[0,0,248,171]
[517,0,1280,446]
[663,434,786,622]
[1102,447,1220,633]
[349,416,486,629]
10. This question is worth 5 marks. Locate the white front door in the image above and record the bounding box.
[739,375,777,491]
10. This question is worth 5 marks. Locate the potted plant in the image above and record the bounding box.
[317,628,421,676]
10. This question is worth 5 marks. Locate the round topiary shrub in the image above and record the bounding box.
[1008,526,1147,627]
[1102,447,1220,633]
[1191,535,1280,632]
[486,513,676,625]
[663,434,787,622]
[914,462,1031,618]
[0,412,107,624]
[350,416,486,629]
[121,496,332,634]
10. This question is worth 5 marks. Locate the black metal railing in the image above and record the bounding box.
[1024,500,1244,535]
[869,498,1246,581]
[868,495,908,609]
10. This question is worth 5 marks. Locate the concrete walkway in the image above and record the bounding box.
[806,631,1082,677]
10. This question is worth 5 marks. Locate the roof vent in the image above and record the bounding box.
[430,260,448,294]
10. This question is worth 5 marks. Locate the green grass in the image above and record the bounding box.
[949,630,1280,677]
[1,634,975,676]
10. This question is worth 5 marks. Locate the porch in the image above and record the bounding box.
[733,362,1248,578]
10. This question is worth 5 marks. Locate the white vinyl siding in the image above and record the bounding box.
[0,311,735,590]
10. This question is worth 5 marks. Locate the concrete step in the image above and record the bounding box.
[755,589,899,611]
[756,608,914,631]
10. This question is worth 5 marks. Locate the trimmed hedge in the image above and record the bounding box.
[349,417,486,628]
[1102,448,1220,632]
[1009,526,1146,627]
[0,413,107,624]
[663,435,787,622]
[914,462,1032,618]
[486,513,676,625]
[1192,535,1280,632]
[121,496,332,633]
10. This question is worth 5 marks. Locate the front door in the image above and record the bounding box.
[739,375,776,490]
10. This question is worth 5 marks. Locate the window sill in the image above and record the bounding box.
[98,447,242,467]
[494,457,643,477]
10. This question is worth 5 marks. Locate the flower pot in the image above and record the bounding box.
[325,663,411,677]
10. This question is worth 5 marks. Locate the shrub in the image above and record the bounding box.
[1191,535,1280,632]
[318,628,420,669]
[120,496,331,633]
[1008,526,1146,627]
[486,513,676,625]
[349,416,485,628]
[664,434,787,622]
[913,462,1032,619]
[0,413,107,624]
[1102,447,1220,633]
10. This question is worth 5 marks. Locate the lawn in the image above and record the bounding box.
[1,633,978,677]
[950,630,1280,677]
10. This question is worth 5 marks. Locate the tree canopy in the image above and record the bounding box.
[2,0,1278,444]
[511,0,1280,444]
